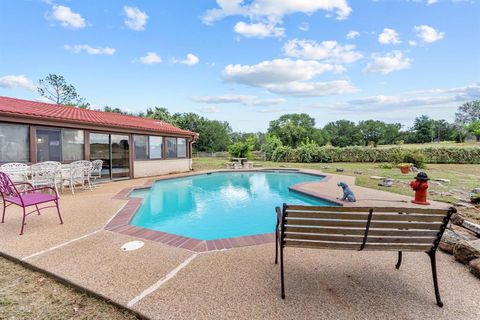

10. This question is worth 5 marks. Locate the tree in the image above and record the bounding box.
[412,115,436,143]
[452,124,469,143]
[469,120,480,141]
[103,106,131,115]
[358,120,387,147]
[382,123,402,145]
[268,113,323,148]
[38,74,86,106]
[146,107,174,123]
[433,120,455,142]
[455,100,480,125]
[323,120,362,147]
[195,120,231,152]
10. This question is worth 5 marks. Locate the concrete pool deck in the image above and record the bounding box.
[1,169,479,319]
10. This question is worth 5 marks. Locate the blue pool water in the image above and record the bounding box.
[130,171,335,240]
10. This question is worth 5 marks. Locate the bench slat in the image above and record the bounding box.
[285,232,435,244]
[286,218,442,230]
[285,226,439,237]
[284,240,433,251]
[285,205,450,215]
[286,211,445,222]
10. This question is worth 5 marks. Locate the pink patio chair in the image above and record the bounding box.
[0,172,63,235]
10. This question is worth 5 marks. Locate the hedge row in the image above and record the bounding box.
[270,146,480,164]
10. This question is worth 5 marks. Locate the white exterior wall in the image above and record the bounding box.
[133,159,191,178]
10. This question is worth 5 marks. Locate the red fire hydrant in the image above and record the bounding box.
[409,172,430,205]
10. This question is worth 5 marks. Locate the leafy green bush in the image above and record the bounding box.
[402,151,426,169]
[295,139,320,163]
[228,141,253,159]
[272,146,293,162]
[269,145,480,164]
[261,134,283,161]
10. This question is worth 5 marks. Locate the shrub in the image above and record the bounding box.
[228,141,253,159]
[272,146,293,162]
[402,151,426,169]
[261,134,283,161]
[295,139,320,163]
[268,145,480,164]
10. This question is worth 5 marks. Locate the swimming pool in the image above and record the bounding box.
[130,171,335,240]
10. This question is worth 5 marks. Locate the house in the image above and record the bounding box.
[0,96,198,179]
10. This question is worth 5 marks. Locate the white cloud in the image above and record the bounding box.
[0,75,36,91]
[345,83,480,110]
[223,58,357,97]
[408,40,417,46]
[298,22,309,31]
[50,5,86,29]
[427,0,438,4]
[123,6,148,31]
[198,106,221,113]
[378,28,401,44]
[191,94,286,106]
[234,21,285,38]
[414,25,445,43]
[363,51,412,74]
[64,44,116,55]
[172,53,200,66]
[202,0,352,24]
[283,39,363,64]
[137,52,162,64]
[346,30,360,39]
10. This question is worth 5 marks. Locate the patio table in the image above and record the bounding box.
[231,158,248,165]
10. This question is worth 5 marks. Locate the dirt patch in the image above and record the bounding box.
[0,257,139,320]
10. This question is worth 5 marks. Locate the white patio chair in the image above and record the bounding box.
[63,161,92,194]
[233,162,243,170]
[0,163,29,183]
[243,162,254,169]
[90,160,103,185]
[30,161,62,194]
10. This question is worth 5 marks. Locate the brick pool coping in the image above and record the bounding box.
[106,169,343,252]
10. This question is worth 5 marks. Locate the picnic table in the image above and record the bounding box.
[231,158,248,165]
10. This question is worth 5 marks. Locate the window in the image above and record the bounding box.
[0,123,30,163]
[166,137,177,158]
[149,136,163,159]
[36,128,61,162]
[36,128,84,162]
[177,138,187,158]
[134,135,149,160]
[62,129,84,161]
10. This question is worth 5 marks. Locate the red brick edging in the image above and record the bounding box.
[106,169,339,252]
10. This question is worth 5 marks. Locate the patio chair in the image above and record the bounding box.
[243,162,254,169]
[0,163,29,183]
[233,162,243,170]
[275,204,456,307]
[63,161,93,194]
[90,159,103,184]
[30,161,62,194]
[0,172,63,235]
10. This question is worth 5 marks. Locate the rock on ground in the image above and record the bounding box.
[469,258,480,278]
[462,220,480,237]
[453,239,480,264]
[440,227,477,254]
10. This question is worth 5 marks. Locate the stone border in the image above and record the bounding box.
[106,169,341,252]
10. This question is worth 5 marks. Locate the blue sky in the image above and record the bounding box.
[0,0,479,132]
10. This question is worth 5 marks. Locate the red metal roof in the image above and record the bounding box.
[0,96,196,137]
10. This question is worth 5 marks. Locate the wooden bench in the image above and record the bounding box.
[274,204,456,307]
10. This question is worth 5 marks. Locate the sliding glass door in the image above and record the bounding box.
[89,133,130,179]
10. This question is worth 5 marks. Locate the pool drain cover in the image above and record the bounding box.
[121,241,144,251]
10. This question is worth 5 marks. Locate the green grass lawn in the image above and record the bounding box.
[192,158,480,204]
